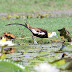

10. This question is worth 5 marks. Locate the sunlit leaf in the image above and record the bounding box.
[0,54,7,59]
[53,59,65,66]
[0,59,30,72]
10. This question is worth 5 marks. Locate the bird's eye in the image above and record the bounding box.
[37,31,39,32]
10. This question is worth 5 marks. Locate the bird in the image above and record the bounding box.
[0,37,16,46]
[3,32,15,40]
[6,23,58,44]
[0,37,17,53]
[58,27,71,42]
[61,53,68,58]
[58,27,71,50]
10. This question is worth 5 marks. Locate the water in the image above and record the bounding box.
[6,42,72,72]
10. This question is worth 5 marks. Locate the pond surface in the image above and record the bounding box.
[6,42,72,72]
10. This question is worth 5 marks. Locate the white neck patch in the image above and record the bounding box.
[31,29,45,35]
[31,29,39,34]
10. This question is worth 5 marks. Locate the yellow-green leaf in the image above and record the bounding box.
[0,54,7,59]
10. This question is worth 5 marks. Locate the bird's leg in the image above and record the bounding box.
[32,36,38,45]
[34,38,38,45]
[59,41,65,51]
[50,40,53,48]
[32,35,34,40]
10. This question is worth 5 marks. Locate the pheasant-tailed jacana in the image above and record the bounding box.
[58,27,71,50]
[58,27,71,42]
[6,23,58,44]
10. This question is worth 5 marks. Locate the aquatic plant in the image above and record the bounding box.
[0,59,25,72]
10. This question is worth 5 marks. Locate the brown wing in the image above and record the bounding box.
[4,48,15,54]
[58,27,71,42]
[34,28,48,38]
[3,32,15,40]
[37,28,48,34]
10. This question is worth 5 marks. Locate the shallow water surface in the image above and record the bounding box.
[6,42,72,72]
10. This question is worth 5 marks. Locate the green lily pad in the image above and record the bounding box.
[0,59,30,72]
[0,54,7,59]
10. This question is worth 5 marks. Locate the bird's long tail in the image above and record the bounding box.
[5,23,28,29]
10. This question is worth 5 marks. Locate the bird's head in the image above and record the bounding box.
[61,53,68,58]
[25,23,32,29]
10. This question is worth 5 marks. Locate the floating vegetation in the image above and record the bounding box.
[2,10,72,20]
[4,42,72,72]
[0,53,7,59]
[0,59,25,72]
